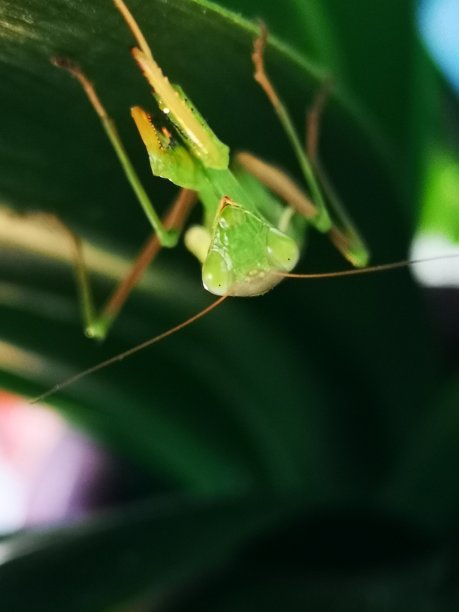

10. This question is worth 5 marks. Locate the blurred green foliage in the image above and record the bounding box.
[0,0,458,610]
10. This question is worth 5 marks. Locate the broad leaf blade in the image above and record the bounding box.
[0,495,303,612]
[0,0,445,495]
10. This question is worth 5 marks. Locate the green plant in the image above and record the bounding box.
[0,0,458,610]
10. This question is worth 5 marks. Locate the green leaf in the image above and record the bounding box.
[0,0,447,495]
[1,1,459,610]
[384,376,459,530]
[221,0,417,160]
[164,508,443,612]
[409,46,459,287]
[0,495,303,612]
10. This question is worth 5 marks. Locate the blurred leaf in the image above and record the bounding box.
[383,376,459,530]
[417,148,459,243]
[0,0,448,496]
[1,0,458,610]
[410,41,459,287]
[165,508,442,612]
[218,0,343,71]
[0,495,304,612]
[221,0,416,164]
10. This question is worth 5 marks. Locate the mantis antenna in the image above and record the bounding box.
[30,295,227,404]
[29,254,459,404]
[275,254,459,280]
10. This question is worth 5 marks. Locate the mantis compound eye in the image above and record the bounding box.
[202,250,233,295]
[266,228,299,271]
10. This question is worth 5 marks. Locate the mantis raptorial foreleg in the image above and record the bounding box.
[52,58,178,249]
[252,26,369,268]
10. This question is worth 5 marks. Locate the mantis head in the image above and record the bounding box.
[202,202,299,297]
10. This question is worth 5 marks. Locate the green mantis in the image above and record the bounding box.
[53,0,368,337]
[33,0,389,401]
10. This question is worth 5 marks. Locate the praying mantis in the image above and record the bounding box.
[31,0,449,403]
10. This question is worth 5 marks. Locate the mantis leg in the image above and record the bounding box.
[234,152,316,220]
[251,26,330,232]
[70,188,196,340]
[306,82,370,266]
[52,58,178,248]
[251,27,369,267]
[306,78,332,162]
